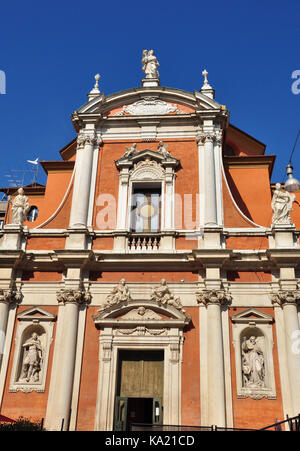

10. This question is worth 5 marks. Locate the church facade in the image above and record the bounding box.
[0,52,300,431]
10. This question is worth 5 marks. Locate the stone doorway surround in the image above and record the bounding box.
[93,299,191,431]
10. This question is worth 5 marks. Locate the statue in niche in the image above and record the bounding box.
[157,141,171,159]
[9,188,30,225]
[271,183,295,225]
[151,279,184,312]
[241,336,265,388]
[142,49,159,79]
[19,332,43,383]
[99,278,131,311]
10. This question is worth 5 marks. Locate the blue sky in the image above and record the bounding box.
[0,0,299,190]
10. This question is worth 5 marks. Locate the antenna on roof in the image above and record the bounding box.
[26,157,40,185]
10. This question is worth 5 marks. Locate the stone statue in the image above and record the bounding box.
[241,336,265,388]
[271,183,295,225]
[151,279,184,312]
[100,278,131,311]
[123,143,137,158]
[157,141,171,159]
[142,49,159,79]
[9,188,30,225]
[20,332,43,383]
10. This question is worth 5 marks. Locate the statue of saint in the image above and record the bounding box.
[241,336,265,388]
[142,49,159,79]
[271,183,295,225]
[9,188,30,225]
[151,279,184,311]
[20,332,43,383]
[100,278,131,311]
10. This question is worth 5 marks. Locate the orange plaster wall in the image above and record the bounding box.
[76,307,99,431]
[223,175,255,228]
[227,271,271,283]
[176,237,198,250]
[89,271,198,283]
[181,307,200,425]
[226,236,269,250]
[0,305,58,423]
[93,140,199,231]
[92,237,114,250]
[224,166,272,227]
[22,271,63,282]
[26,237,66,250]
[228,307,284,429]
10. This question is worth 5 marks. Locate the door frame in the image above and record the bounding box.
[93,300,190,431]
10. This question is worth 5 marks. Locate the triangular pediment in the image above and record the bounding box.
[231,308,273,324]
[116,149,179,167]
[17,307,56,322]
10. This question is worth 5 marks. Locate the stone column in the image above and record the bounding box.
[45,287,91,431]
[197,289,231,427]
[69,131,100,229]
[272,291,300,416]
[0,288,21,369]
[197,132,218,226]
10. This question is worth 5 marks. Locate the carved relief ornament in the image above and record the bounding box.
[271,290,300,307]
[112,98,188,117]
[57,288,92,305]
[0,288,22,305]
[196,289,232,307]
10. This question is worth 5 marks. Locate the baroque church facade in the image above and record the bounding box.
[0,51,300,430]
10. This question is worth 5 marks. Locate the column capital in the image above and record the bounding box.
[0,288,22,305]
[77,132,102,149]
[57,288,92,306]
[196,130,222,145]
[271,290,300,307]
[196,288,232,307]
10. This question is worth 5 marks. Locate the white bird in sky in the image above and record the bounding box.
[27,158,39,165]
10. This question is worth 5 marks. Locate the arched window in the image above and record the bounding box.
[27,206,39,222]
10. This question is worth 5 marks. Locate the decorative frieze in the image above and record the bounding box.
[57,288,92,305]
[196,289,232,307]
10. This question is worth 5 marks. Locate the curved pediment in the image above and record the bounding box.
[93,299,191,329]
[76,86,222,116]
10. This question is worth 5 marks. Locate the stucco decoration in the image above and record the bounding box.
[98,279,131,312]
[157,141,172,159]
[123,143,137,159]
[112,98,188,116]
[142,49,159,79]
[151,279,185,313]
[8,188,30,226]
[271,183,295,226]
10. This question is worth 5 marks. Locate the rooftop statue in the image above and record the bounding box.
[271,183,295,226]
[142,49,159,79]
[9,188,30,226]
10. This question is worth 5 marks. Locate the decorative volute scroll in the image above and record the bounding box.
[76,131,102,149]
[196,289,232,307]
[0,287,22,305]
[271,290,300,307]
[57,287,92,305]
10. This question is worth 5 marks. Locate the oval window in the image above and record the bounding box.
[27,206,39,222]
